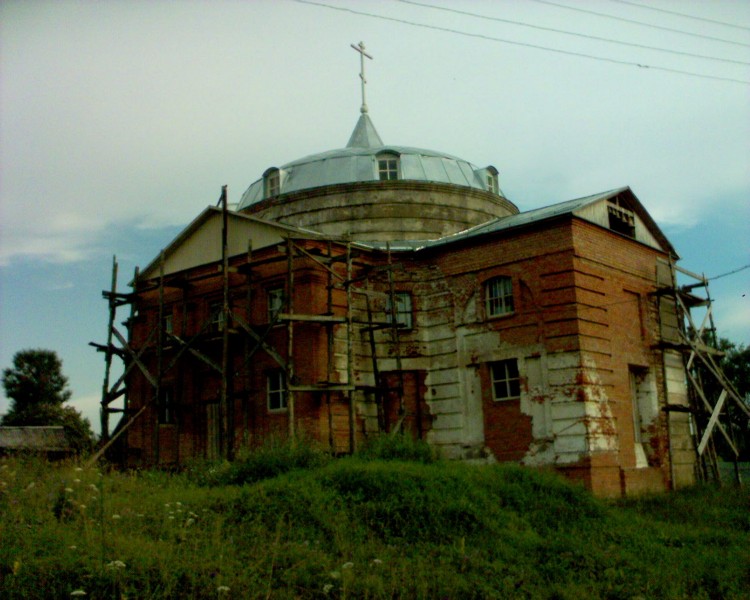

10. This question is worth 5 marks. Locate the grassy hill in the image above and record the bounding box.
[1,439,748,599]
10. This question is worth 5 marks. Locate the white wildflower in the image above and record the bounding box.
[185,518,195,527]
[26,482,36,490]
[329,571,340,579]
[342,562,354,570]
[70,590,87,597]
[112,514,121,520]
[106,560,126,569]
[216,585,230,593]
[323,583,334,594]
[69,545,77,550]
[88,484,98,493]
[74,467,83,472]
[73,478,81,484]
[65,487,74,493]
[371,558,383,566]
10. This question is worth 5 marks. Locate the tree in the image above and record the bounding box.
[2,349,94,454]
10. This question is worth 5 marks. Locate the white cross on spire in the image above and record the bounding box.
[350,41,373,114]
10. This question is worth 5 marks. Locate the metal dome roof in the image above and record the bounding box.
[237,114,502,210]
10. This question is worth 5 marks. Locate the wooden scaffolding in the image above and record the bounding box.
[657,261,749,484]
[90,189,409,464]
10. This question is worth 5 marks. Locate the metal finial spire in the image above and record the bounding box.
[350,41,373,114]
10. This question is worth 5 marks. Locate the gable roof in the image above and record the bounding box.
[422,186,676,256]
[138,207,328,281]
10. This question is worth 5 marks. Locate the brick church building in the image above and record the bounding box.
[98,100,697,496]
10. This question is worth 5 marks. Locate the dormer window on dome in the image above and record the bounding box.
[377,152,399,181]
[486,166,499,194]
[264,168,280,197]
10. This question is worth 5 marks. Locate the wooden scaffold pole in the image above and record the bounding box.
[99,255,119,441]
[287,237,296,441]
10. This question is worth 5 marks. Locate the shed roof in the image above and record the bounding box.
[0,426,71,452]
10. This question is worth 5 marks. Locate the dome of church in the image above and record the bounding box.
[237,113,519,241]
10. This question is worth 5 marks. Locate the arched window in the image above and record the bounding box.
[264,168,280,197]
[485,276,514,317]
[377,153,399,181]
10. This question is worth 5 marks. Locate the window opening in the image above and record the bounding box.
[162,313,173,335]
[267,370,287,411]
[485,276,514,317]
[267,288,284,322]
[386,292,413,329]
[490,359,521,401]
[158,387,176,425]
[209,301,225,332]
[607,199,636,238]
[265,169,280,197]
[487,174,498,193]
[378,154,399,181]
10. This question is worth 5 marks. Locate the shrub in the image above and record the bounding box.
[356,433,436,463]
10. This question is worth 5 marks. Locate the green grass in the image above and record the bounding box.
[1,444,748,599]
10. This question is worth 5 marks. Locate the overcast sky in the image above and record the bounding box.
[1,0,748,433]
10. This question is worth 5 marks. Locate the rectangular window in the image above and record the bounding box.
[162,313,173,335]
[486,276,514,317]
[378,157,398,181]
[490,359,521,401]
[267,288,284,322]
[487,174,498,194]
[265,170,280,196]
[386,292,413,329]
[267,370,287,412]
[209,301,225,332]
[158,387,176,424]
[607,202,635,238]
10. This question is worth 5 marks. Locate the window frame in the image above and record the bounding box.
[490,359,521,401]
[377,153,399,181]
[208,300,226,332]
[158,387,176,425]
[267,370,288,412]
[267,287,284,323]
[485,276,515,318]
[607,202,636,238]
[162,312,174,335]
[385,291,414,330]
[264,168,280,197]
[486,166,499,194]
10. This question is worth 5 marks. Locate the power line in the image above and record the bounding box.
[399,0,750,66]
[294,0,750,85]
[609,0,750,33]
[527,0,750,48]
[709,264,750,282]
